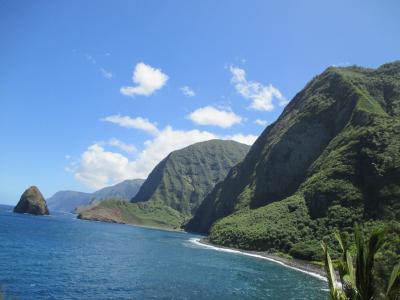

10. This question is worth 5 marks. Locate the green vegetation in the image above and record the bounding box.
[186,61,400,288]
[78,200,185,230]
[80,140,249,229]
[322,226,399,299]
[132,139,250,216]
[209,195,312,253]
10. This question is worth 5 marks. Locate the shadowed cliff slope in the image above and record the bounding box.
[131,139,250,216]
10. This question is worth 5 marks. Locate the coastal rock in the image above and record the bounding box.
[14,186,50,215]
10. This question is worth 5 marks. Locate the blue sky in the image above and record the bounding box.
[0,0,399,204]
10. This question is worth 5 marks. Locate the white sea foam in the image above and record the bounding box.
[188,238,327,282]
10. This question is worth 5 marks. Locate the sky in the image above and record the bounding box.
[0,0,399,204]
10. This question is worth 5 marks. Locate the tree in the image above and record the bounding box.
[322,225,400,300]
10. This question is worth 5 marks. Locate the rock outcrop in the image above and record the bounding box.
[14,186,50,215]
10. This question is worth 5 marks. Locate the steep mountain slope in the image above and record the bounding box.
[47,179,144,212]
[185,62,400,284]
[132,139,250,216]
[79,140,250,228]
[186,61,400,234]
[92,179,145,201]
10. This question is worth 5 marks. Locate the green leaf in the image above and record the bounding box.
[385,263,400,300]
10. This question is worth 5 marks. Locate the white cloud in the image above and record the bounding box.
[74,144,133,189]
[230,65,288,111]
[100,68,113,79]
[120,62,168,96]
[75,113,258,189]
[74,127,217,189]
[181,86,195,97]
[188,106,242,128]
[101,115,159,136]
[107,138,137,153]
[224,134,258,145]
[254,119,268,126]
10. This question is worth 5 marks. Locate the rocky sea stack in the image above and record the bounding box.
[14,186,50,215]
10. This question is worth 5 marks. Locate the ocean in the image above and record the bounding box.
[0,205,327,299]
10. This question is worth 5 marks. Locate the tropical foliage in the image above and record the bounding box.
[323,226,400,300]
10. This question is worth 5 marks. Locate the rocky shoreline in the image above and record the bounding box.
[196,238,327,280]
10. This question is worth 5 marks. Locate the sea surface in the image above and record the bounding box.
[0,204,327,299]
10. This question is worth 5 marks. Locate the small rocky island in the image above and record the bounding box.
[14,186,50,215]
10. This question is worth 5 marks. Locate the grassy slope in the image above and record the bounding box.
[189,62,400,287]
[78,200,185,230]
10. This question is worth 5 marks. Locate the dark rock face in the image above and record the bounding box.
[14,186,50,215]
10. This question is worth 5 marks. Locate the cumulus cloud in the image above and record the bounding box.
[74,144,133,189]
[100,68,113,79]
[106,138,137,153]
[254,119,268,126]
[180,86,195,97]
[101,115,159,136]
[230,65,288,111]
[74,113,258,189]
[188,106,242,128]
[74,127,217,189]
[224,134,258,145]
[120,62,168,96]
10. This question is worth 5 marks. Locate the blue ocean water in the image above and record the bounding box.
[0,205,327,299]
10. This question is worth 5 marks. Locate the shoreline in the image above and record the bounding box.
[191,238,327,282]
[77,213,327,281]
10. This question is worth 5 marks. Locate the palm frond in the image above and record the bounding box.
[322,241,347,300]
[385,263,400,300]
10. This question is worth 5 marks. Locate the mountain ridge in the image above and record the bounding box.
[186,61,400,233]
[184,62,400,287]
[79,139,250,227]
[132,139,250,215]
[47,179,145,213]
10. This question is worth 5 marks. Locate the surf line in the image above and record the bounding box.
[189,237,327,282]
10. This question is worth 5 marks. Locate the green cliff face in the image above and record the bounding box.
[79,140,250,228]
[185,62,400,279]
[132,139,250,216]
